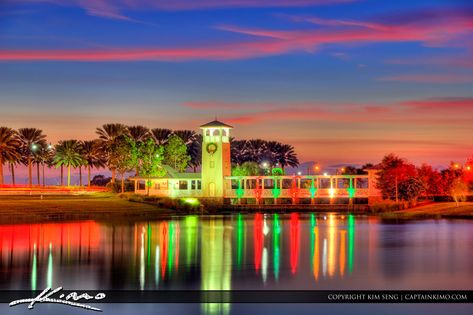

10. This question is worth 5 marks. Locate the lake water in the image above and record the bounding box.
[1,213,472,314]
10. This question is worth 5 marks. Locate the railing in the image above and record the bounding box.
[225,174,374,199]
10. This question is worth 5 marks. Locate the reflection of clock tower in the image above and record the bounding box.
[200,120,233,199]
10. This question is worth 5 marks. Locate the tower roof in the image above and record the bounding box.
[200,120,233,129]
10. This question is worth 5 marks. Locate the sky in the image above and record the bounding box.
[1,0,473,173]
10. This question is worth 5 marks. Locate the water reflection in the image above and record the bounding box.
[1,214,473,312]
[201,217,231,315]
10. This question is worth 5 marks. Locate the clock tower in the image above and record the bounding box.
[200,120,233,199]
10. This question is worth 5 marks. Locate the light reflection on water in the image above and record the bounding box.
[1,214,473,314]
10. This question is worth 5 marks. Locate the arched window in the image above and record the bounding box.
[205,129,210,136]
[222,129,227,136]
[213,129,220,136]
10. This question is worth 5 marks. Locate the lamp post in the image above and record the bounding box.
[30,143,38,186]
[261,161,269,175]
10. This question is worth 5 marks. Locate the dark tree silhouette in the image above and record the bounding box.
[151,128,172,145]
[17,128,47,186]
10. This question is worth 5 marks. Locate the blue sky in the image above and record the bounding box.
[1,0,473,167]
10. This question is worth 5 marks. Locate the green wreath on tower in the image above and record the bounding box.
[206,142,218,155]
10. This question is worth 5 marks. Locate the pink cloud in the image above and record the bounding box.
[288,15,390,31]
[401,97,473,111]
[182,97,473,126]
[1,7,472,61]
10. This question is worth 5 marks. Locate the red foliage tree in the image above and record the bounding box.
[376,154,423,202]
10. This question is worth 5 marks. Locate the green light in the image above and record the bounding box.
[236,179,244,199]
[309,179,317,198]
[310,213,316,228]
[272,178,281,199]
[347,177,356,198]
[185,216,198,269]
[182,198,200,206]
[168,222,174,275]
[140,232,145,290]
[237,214,244,268]
[147,224,152,266]
[31,243,37,291]
[347,187,356,198]
[47,243,53,288]
[310,213,315,265]
[273,214,280,281]
[272,167,284,176]
[347,214,355,273]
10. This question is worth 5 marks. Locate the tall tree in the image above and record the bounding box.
[376,154,422,202]
[138,139,166,195]
[450,177,468,207]
[17,128,46,186]
[110,136,138,193]
[151,128,172,145]
[81,140,105,187]
[0,127,21,185]
[163,134,190,172]
[33,143,53,187]
[417,164,443,198]
[128,125,151,175]
[54,140,84,186]
[96,123,128,184]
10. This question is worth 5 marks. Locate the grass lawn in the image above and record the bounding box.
[0,193,174,224]
[380,202,473,220]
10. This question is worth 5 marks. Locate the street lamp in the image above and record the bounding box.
[261,161,269,175]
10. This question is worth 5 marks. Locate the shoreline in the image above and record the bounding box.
[1,193,472,224]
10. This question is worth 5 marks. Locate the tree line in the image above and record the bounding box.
[0,124,197,190]
[0,124,301,192]
[376,153,472,205]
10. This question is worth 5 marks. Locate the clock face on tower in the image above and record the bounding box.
[206,142,218,155]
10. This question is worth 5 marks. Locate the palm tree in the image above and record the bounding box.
[33,143,54,186]
[151,128,172,145]
[54,140,84,187]
[175,130,200,172]
[9,157,20,185]
[188,134,202,172]
[247,139,268,163]
[81,140,105,187]
[0,127,21,185]
[17,128,46,186]
[96,123,128,184]
[275,144,299,169]
[230,138,247,165]
[128,125,151,143]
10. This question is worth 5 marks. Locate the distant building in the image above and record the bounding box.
[132,120,381,205]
